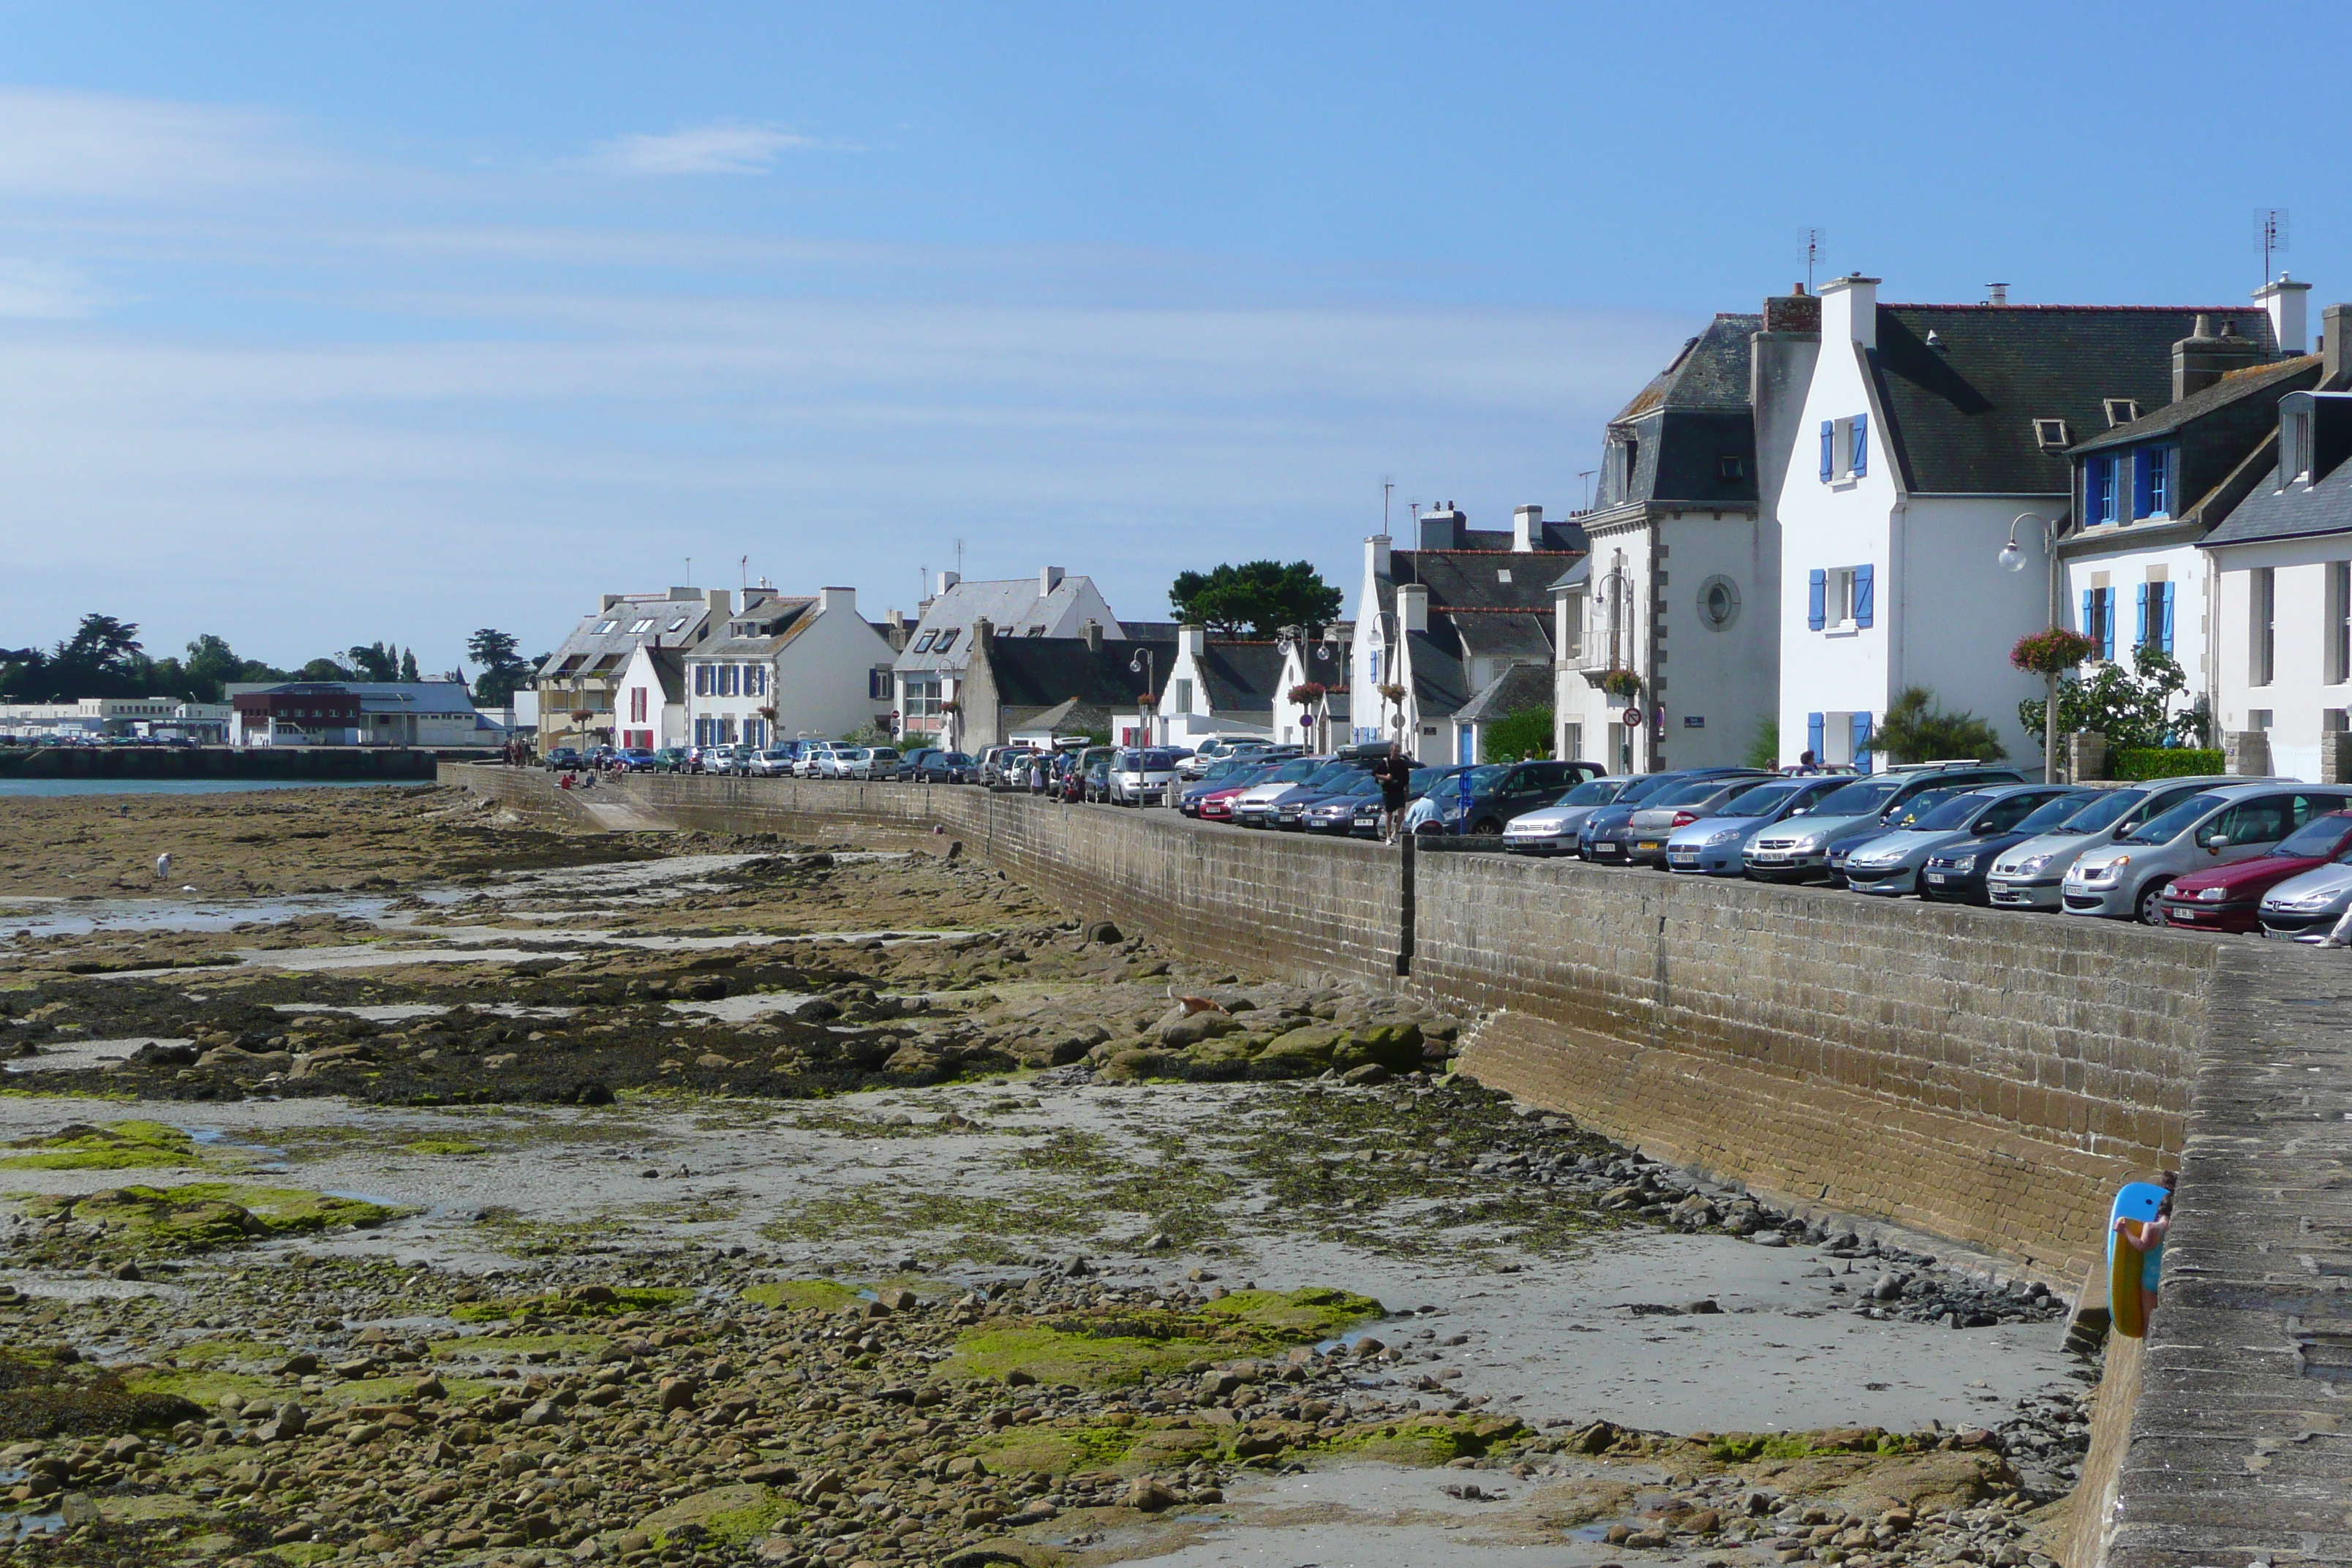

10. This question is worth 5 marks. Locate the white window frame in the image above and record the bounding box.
[2253,568,2277,687]
[1827,568,1858,632]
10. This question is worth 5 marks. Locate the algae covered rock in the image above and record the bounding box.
[1157,1011,1240,1049]
[1182,1034,1262,1079]
[1098,1048,1186,1082]
[1332,1022,1424,1074]
[1254,1027,1343,1076]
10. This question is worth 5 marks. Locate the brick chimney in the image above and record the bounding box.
[2174,314,2263,402]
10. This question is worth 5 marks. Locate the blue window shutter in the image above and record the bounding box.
[1850,712,1874,774]
[1851,413,1868,478]
[1819,421,1833,480]
[1806,712,1824,759]
[2160,582,2176,652]
[2131,451,2153,517]
[1807,569,1827,631]
[1852,564,1875,628]
[2081,588,2095,640]
[2135,581,2148,649]
[2100,589,2116,661]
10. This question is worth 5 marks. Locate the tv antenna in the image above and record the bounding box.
[1382,478,1393,532]
[2258,208,2290,283]
[739,554,748,592]
[1800,227,1826,292]
[1578,470,1597,511]
[955,538,965,579]
[685,556,693,585]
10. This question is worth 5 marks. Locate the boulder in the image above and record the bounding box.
[1158,1011,1241,1049]
[1254,1027,1343,1075]
[1331,1022,1423,1073]
[1098,1048,1186,1083]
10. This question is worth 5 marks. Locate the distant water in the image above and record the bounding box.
[0,778,409,799]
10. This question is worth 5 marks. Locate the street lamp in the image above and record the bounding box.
[2000,513,2064,783]
[1128,649,1156,746]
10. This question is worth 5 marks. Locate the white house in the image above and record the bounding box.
[892,568,1125,750]
[1773,275,2275,774]
[1158,625,1284,747]
[1553,296,1814,773]
[1271,625,1352,749]
[537,587,728,751]
[2201,308,2352,781]
[1346,504,1581,764]
[613,644,686,750]
[683,586,899,750]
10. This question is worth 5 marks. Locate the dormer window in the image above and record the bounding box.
[2285,405,2316,484]
[932,628,960,654]
[2033,418,2071,451]
[2132,447,2174,519]
[1719,455,1745,480]
[2103,399,2141,428]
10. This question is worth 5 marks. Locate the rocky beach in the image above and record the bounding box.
[0,785,2101,1568]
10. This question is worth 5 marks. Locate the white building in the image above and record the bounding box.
[613,644,686,751]
[227,682,494,747]
[2201,309,2352,780]
[892,568,1125,750]
[682,586,899,750]
[537,587,728,752]
[0,696,188,739]
[1158,625,1284,747]
[1771,275,2275,773]
[1271,625,1352,750]
[1553,298,1814,773]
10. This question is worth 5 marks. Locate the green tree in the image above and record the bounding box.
[1168,560,1343,639]
[467,628,533,706]
[1744,715,1780,770]
[300,656,357,681]
[1871,686,2007,765]
[398,647,421,682]
[1482,707,1554,764]
[2016,645,2198,749]
[44,614,154,698]
[345,642,398,682]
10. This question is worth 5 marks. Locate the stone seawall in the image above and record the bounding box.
[447,762,2352,1564]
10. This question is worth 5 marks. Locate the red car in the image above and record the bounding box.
[1193,761,1281,823]
[2160,810,2352,932]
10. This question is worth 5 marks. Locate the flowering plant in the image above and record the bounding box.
[1286,682,1327,705]
[1599,669,1642,700]
[2010,628,2097,676]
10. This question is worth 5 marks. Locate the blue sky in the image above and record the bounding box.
[1,1,2342,671]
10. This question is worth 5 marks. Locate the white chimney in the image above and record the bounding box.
[1822,274,1880,350]
[1398,584,1429,634]
[2257,274,2312,359]
[1039,565,1066,596]
[1367,533,1392,580]
[1984,282,2009,306]
[1182,624,1207,656]
[936,570,961,595]
[1512,505,1542,553]
[818,586,856,616]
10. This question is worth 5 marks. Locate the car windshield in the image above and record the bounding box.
[1882,788,1967,830]
[1332,772,1382,796]
[2010,792,2097,834]
[1459,764,1509,794]
[1717,781,1804,817]
[1812,777,1904,817]
[1303,762,1362,788]
[1553,777,1624,807]
[1615,772,1684,804]
[946,754,970,764]
[2122,792,2228,845]
[2057,788,2148,833]
[1407,766,1454,794]
[1912,791,1999,832]
[1655,779,1737,809]
[1264,758,1322,784]
[2274,815,2352,858]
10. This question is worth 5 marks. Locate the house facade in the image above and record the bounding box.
[2201,306,2352,782]
[1773,275,2275,773]
[537,587,726,751]
[614,644,687,751]
[1158,626,1284,747]
[956,619,1178,749]
[682,586,898,750]
[892,568,1123,748]
[1346,505,1582,764]
[1554,298,1812,773]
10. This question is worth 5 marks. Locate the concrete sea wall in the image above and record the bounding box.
[449,764,2352,1562]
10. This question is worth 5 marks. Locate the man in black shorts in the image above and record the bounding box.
[1371,742,1414,843]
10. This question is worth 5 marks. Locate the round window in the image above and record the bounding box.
[1697,575,1741,630]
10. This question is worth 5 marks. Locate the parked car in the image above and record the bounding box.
[1108,747,1181,806]
[1742,763,2027,883]
[815,747,866,780]
[1177,736,1275,780]
[2157,810,2352,932]
[1177,757,1256,815]
[1982,777,2250,911]
[1580,769,1754,862]
[735,747,787,777]
[1431,759,1604,836]
[1302,771,1384,834]
[1841,785,2082,897]
[847,747,900,780]
[2065,783,2352,923]
[1232,755,1333,826]
[1663,776,1850,875]
[696,743,740,774]
[1621,772,1774,865]
[613,747,657,771]
[543,747,584,772]
[2259,862,2352,940]
[978,746,1032,790]
[893,747,940,780]
[1270,757,1380,829]
[1503,776,1640,856]
[785,744,827,777]
[1917,789,2105,903]
[1197,761,1288,823]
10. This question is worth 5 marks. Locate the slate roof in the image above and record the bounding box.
[895,576,1117,678]
[984,638,1177,710]
[2203,396,2352,548]
[1390,551,1580,614]
[1451,611,1553,662]
[1405,632,1469,715]
[1196,641,1284,714]
[2070,355,2322,453]
[690,596,817,660]
[1455,663,1554,725]
[1610,313,1762,421]
[539,590,719,679]
[1869,304,2276,494]
[641,649,685,706]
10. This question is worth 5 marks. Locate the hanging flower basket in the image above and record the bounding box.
[1286,682,1327,706]
[568,709,597,724]
[2010,627,2097,676]
[939,700,962,715]
[757,704,778,720]
[1376,682,1408,705]
[1598,669,1642,700]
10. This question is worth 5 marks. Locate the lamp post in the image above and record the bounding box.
[1999,512,2062,783]
[1128,649,1156,746]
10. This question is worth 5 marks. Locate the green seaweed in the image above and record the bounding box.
[740,1279,860,1311]
[0,1120,203,1171]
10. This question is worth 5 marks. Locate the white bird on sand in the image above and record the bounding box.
[154,853,172,881]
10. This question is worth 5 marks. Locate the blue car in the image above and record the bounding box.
[1578,768,1759,863]
[1662,776,1850,875]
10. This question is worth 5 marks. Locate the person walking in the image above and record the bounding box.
[1371,742,1414,844]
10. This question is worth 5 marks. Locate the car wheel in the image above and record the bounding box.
[2136,880,2172,926]
[1471,818,1501,836]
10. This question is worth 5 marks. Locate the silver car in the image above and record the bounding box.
[1664,776,1850,875]
[818,747,867,780]
[1231,755,1330,825]
[1623,774,1773,866]
[2065,783,2352,923]
[2261,863,2352,941]
[848,747,900,780]
[794,744,838,778]
[1504,776,1637,856]
[1984,777,2247,911]
[1744,764,2027,883]
[1842,785,2081,896]
[1109,747,1181,806]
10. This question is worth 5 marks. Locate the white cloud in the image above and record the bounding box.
[589,122,833,176]
[0,86,323,201]
[0,257,102,317]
